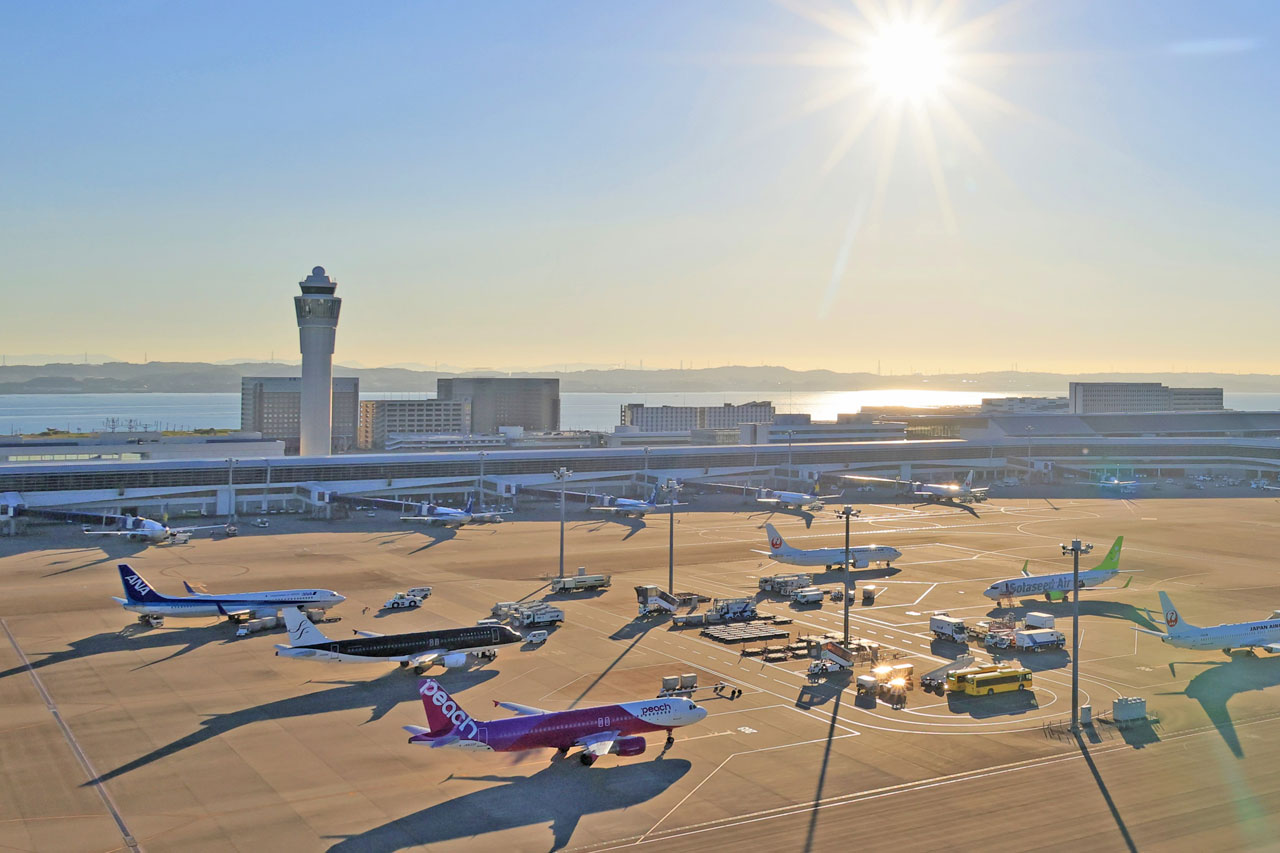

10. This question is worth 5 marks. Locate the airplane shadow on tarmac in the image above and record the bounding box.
[988,601,1161,632]
[84,667,498,785]
[574,517,647,541]
[0,623,233,680]
[42,542,150,577]
[326,756,692,853]
[1160,655,1280,758]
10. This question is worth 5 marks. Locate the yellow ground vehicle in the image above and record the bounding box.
[943,663,1002,694]
[953,667,1033,696]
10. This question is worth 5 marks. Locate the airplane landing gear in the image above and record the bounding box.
[580,753,597,766]
[664,729,675,749]
[557,746,569,756]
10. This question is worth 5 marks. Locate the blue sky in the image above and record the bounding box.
[1,1,1276,373]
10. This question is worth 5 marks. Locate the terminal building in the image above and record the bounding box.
[357,398,472,450]
[739,413,907,444]
[1068,382,1224,414]
[436,377,559,434]
[240,376,360,454]
[620,401,775,431]
[0,432,284,464]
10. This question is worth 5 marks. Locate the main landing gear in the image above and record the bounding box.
[580,753,597,766]
[664,729,675,749]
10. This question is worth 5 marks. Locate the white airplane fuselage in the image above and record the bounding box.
[119,589,346,618]
[983,569,1117,600]
[1160,620,1280,652]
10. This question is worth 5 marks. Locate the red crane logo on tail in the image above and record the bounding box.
[770,537,782,550]
[1166,610,1179,628]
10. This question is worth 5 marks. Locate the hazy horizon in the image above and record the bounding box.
[3,2,1277,372]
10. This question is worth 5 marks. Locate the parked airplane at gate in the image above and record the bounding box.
[982,537,1132,602]
[846,471,989,504]
[399,497,509,528]
[112,564,345,619]
[1135,592,1280,654]
[587,487,680,518]
[276,606,523,671]
[755,523,900,569]
[404,678,707,765]
[85,514,229,544]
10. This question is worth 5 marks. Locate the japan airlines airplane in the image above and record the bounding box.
[275,606,523,671]
[404,678,707,765]
[399,497,509,527]
[755,523,901,569]
[753,488,842,511]
[587,487,680,518]
[1135,592,1280,654]
[846,471,989,504]
[112,564,345,619]
[85,514,229,543]
[982,537,1132,602]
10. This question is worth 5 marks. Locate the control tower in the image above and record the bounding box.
[294,266,342,456]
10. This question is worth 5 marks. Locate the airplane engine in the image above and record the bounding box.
[441,652,469,669]
[614,736,646,757]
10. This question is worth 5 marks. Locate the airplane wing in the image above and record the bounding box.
[399,515,450,525]
[577,730,620,758]
[407,651,440,667]
[174,524,230,533]
[353,630,385,638]
[1261,643,1280,655]
[843,475,911,486]
[213,602,253,619]
[83,530,130,536]
[755,498,782,505]
[494,700,548,716]
[1132,627,1166,638]
[588,506,623,514]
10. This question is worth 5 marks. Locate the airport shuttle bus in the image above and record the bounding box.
[950,667,1033,696]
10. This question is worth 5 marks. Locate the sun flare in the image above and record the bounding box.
[862,21,950,101]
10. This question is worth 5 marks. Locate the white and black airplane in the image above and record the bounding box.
[845,470,989,504]
[113,564,345,620]
[1136,592,1280,655]
[275,606,525,672]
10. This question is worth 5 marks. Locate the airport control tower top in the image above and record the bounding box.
[298,265,338,296]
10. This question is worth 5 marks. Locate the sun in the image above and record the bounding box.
[862,20,950,101]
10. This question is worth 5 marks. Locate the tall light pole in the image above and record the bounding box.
[1061,538,1093,733]
[226,457,237,522]
[1025,425,1034,481]
[477,451,488,506]
[835,506,860,649]
[786,430,795,471]
[553,467,573,578]
[666,478,683,594]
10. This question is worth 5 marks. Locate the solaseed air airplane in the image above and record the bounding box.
[1135,591,1280,655]
[404,678,707,765]
[276,606,523,671]
[112,564,346,620]
[755,523,901,569]
[982,537,1133,602]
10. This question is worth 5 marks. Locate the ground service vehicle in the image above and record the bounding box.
[930,614,967,642]
[550,574,611,593]
[792,587,825,605]
[524,629,549,645]
[943,663,1004,694]
[951,667,1033,696]
[385,592,425,609]
[1014,629,1066,652]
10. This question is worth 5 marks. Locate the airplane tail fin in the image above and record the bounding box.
[281,606,330,646]
[963,471,974,489]
[1020,560,1031,578]
[117,564,169,604]
[1158,591,1195,635]
[763,523,788,554]
[1094,536,1124,573]
[463,497,474,514]
[416,678,481,739]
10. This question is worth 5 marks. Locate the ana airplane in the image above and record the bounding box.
[1135,592,1280,655]
[755,523,901,569]
[85,514,229,544]
[399,497,509,528]
[113,564,345,619]
[1092,473,1142,493]
[587,487,680,518]
[404,677,707,765]
[846,471,989,504]
[275,606,524,672]
[982,537,1133,602]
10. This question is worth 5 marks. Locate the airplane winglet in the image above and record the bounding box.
[183,581,197,594]
[1122,575,1133,589]
[1020,560,1031,578]
[214,601,230,617]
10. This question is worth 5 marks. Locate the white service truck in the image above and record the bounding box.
[550,574,611,593]
[1014,629,1066,652]
[930,614,968,643]
[384,587,432,609]
[1024,612,1056,629]
[511,603,565,628]
[791,587,825,605]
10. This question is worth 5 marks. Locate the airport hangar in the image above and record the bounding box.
[3,419,1280,523]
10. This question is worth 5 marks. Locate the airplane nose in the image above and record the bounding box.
[982,588,998,599]
[334,593,347,603]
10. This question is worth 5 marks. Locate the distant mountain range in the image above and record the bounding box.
[1,362,1280,395]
